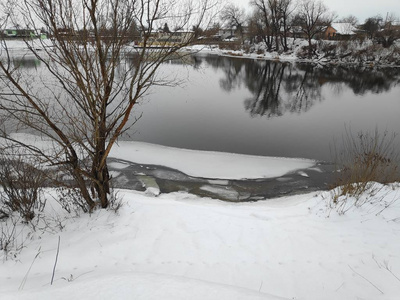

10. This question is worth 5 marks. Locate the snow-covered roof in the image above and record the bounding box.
[331,23,357,35]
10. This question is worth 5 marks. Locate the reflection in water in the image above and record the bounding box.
[244,61,287,117]
[3,53,400,161]
[12,57,41,69]
[201,56,400,118]
[11,54,398,114]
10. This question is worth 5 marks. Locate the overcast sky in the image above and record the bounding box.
[323,0,399,22]
[233,0,400,24]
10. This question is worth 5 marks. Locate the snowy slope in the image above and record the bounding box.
[1,186,399,300]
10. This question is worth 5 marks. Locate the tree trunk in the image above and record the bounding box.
[92,133,110,208]
[72,167,96,211]
[308,36,313,57]
[93,164,110,209]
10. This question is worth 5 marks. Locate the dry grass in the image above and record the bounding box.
[331,127,400,210]
[218,41,242,51]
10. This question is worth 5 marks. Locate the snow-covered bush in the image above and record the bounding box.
[296,44,317,59]
[316,39,400,65]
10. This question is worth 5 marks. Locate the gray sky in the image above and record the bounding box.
[323,0,399,22]
[233,0,400,24]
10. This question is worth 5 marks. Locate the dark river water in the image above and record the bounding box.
[127,54,400,162]
[7,53,400,162]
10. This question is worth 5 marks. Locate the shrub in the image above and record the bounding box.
[331,127,400,210]
[0,156,47,222]
[296,44,317,59]
[55,187,89,215]
[55,183,121,215]
[318,40,338,58]
[219,41,241,51]
[256,48,264,55]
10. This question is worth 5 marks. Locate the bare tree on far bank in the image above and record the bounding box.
[220,3,247,43]
[376,13,400,48]
[291,0,334,56]
[250,0,295,52]
[0,0,216,211]
[360,14,400,47]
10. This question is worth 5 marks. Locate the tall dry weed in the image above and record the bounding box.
[331,127,400,202]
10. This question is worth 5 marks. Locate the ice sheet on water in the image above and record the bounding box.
[110,171,121,178]
[108,161,130,169]
[297,171,309,178]
[200,185,251,201]
[207,179,229,185]
[150,169,193,181]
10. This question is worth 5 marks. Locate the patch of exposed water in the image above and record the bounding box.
[108,158,335,201]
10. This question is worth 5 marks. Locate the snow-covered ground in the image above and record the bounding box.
[183,42,302,62]
[1,140,400,300]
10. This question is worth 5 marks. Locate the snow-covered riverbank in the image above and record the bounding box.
[1,139,399,300]
[2,38,400,67]
[1,185,399,300]
[185,38,400,67]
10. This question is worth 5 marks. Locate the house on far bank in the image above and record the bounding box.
[324,23,359,40]
[217,25,247,42]
[218,27,235,40]
[2,28,47,39]
[138,30,195,47]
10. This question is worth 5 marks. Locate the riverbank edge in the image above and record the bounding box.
[185,40,400,68]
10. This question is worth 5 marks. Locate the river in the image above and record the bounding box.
[4,53,400,198]
[126,54,400,162]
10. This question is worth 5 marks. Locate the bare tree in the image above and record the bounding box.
[220,3,246,42]
[277,0,295,52]
[338,15,359,26]
[251,0,274,51]
[265,0,281,51]
[247,11,264,45]
[361,15,383,39]
[293,0,334,56]
[0,0,215,211]
[376,13,400,48]
[251,0,294,52]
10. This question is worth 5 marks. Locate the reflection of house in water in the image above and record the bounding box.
[139,31,194,47]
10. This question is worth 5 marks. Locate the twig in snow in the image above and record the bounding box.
[19,246,41,290]
[348,265,384,294]
[383,261,400,283]
[51,236,61,285]
[259,280,263,292]
[372,255,400,283]
[73,270,94,281]
[335,282,344,291]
